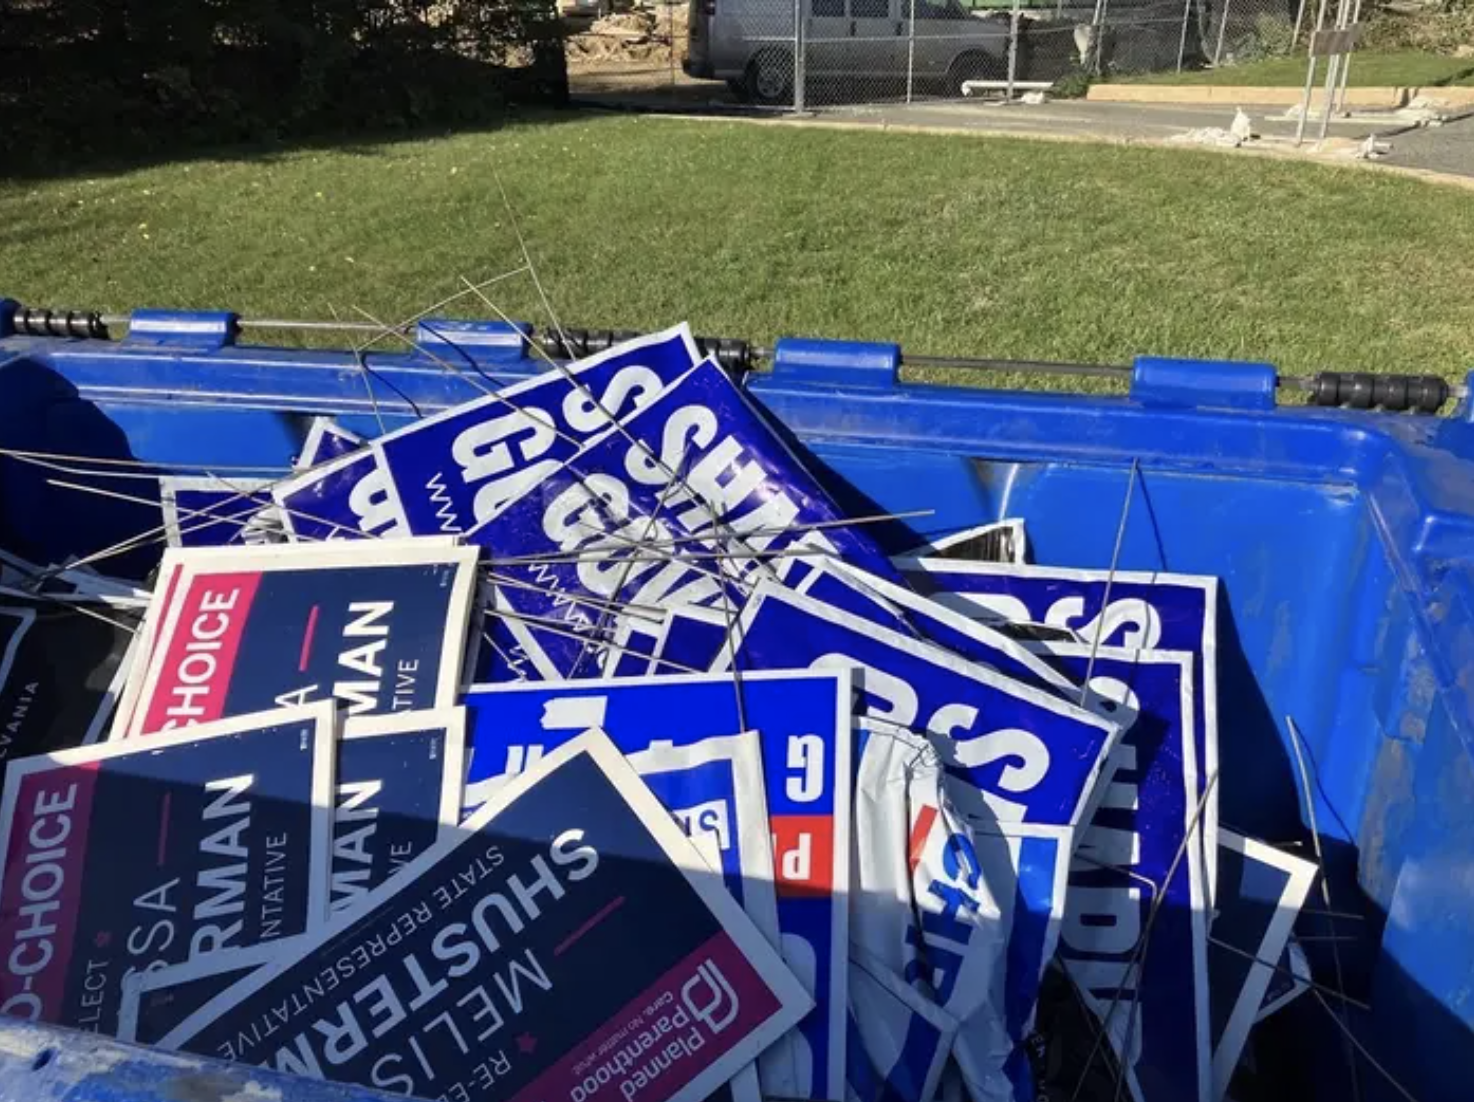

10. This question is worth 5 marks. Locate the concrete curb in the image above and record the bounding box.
[1088,83,1474,108]
[634,110,1474,192]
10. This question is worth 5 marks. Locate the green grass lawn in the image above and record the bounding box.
[1130,50,1474,87]
[3,113,1473,383]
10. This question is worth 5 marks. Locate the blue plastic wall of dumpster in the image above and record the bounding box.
[1,301,1473,1102]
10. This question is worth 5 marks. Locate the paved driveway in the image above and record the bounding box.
[574,79,1474,178]
[1380,111,1474,178]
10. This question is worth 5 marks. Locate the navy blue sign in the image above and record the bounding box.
[909,801,1069,1102]
[159,733,810,1102]
[470,611,537,685]
[273,327,702,541]
[333,711,464,916]
[715,583,1118,829]
[461,672,852,1102]
[121,941,291,1046]
[130,545,477,736]
[0,590,141,769]
[1207,830,1314,1099]
[604,616,669,679]
[0,705,335,1034]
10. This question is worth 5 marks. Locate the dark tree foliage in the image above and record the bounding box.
[0,0,566,170]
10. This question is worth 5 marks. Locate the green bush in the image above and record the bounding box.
[1051,70,1094,98]
[1225,13,1296,64]
[0,0,567,173]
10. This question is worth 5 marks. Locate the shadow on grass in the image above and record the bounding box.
[1,44,581,186]
[1,105,599,186]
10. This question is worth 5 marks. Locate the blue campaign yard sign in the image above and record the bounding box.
[1046,646,1210,1102]
[896,559,1220,899]
[464,357,895,680]
[129,542,478,736]
[332,709,466,915]
[713,582,1118,830]
[160,477,281,548]
[119,939,303,1046]
[155,732,810,1102]
[461,670,853,1102]
[1207,830,1315,1100]
[272,326,703,541]
[0,704,336,1035]
[792,562,1076,698]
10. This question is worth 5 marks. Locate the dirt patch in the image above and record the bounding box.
[567,3,690,67]
[1364,2,1474,55]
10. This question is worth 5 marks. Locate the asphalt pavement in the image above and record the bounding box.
[572,73,1474,179]
[1379,111,1474,178]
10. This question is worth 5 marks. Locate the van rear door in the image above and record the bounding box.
[686,0,713,76]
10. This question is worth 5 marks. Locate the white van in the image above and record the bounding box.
[685,0,1011,104]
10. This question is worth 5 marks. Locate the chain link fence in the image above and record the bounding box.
[567,0,1304,108]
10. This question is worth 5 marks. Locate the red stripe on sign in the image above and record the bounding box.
[138,571,261,736]
[298,605,320,672]
[908,804,938,875]
[554,895,625,957]
[0,761,102,1024]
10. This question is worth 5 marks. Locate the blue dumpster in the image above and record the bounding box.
[0,299,1470,1102]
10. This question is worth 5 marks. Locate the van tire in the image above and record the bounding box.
[746,51,794,106]
[948,50,1004,96]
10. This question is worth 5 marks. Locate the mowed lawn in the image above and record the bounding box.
[4,113,1473,381]
[1129,50,1474,87]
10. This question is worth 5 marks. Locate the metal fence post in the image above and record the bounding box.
[1175,0,1193,71]
[1295,0,1331,144]
[1294,55,1319,144]
[793,0,806,111]
[1317,0,1351,142]
[1006,0,1021,100]
[905,0,917,104]
[1332,0,1364,114]
[1090,0,1110,75]
[1212,0,1232,66]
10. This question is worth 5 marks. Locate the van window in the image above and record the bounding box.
[812,0,844,14]
[851,0,890,15]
